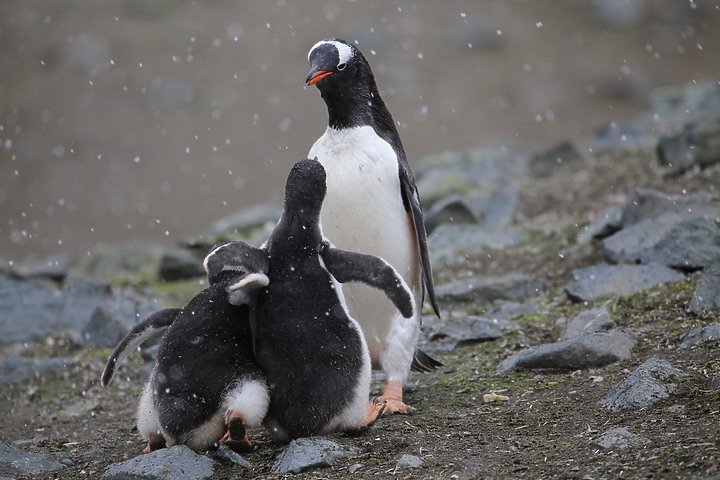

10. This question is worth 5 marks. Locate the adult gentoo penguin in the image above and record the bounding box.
[305,37,441,413]
[101,259,270,453]
[205,158,415,441]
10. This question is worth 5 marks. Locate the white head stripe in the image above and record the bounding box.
[308,40,354,67]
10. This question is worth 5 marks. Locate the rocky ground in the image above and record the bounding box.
[1,80,720,479]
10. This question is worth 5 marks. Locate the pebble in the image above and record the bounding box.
[594,427,650,450]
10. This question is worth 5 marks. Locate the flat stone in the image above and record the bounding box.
[429,223,523,266]
[560,306,616,341]
[427,315,520,352]
[0,439,66,476]
[437,273,543,304]
[213,444,251,468]
[577,205,623,243]
[271,438,361,474]
[599,357,688,412]
[688,263,720,315]
[497,331,634,373]
[618,188,720,228]
[0,356,70,385]
[424,194,480,234]
[80,308,128,349]
[565,263,684,302]
[485,302,540,321]
[395,454,424,469]
[601,214,720,269]
[679,324,720,349]
[594,427,651,450]
[102,445,215,480]
[529,141,583,177]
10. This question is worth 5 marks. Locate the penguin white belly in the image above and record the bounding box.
[309,126,421,378]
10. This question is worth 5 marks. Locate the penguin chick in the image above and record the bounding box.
[306,37,441,413]
[205,158,415,442]
[101,268,269,453]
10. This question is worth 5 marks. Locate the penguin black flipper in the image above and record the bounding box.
[319,241,414,319]
[100,308,180,387]
[398,162,440,319]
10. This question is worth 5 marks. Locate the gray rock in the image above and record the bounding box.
[102,445,215,480]
[577,205,623,243]
[271,438,361,474]
[0,273,161,346]
[58,279,115,331]
[648,81,720,131]
[560,306,616,341]
[429,223,523,265]
[594,427,650,450]
[213,444,251,468]
[396,454,424,469]
[657,114,720,176]
[80,308,128,348]
[437,272,543,304]
[0,439,66,476]
[207,202,283,235]
[601,214,720,269]
[424,194,480,234]
[584,121,654,154]
[157,248,205,281]
[688,264,720,315]
[619,188,720,229]
[0,274,64,343]
[679,324,720,349]
[415,149,525,227]
[427,315,520,352]
[529,141,583,178]
[485,302,540,321]
[10,253,72,281]
[599,357,688,412]
[565,263,684,302]
[497,331,634,373]
[0,356,70,385]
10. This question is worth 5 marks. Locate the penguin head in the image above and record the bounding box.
[283,158,327,217]
[305,38,364,91]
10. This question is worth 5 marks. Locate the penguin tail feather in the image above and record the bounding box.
[410,348,443,373]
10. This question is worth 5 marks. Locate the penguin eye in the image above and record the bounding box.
[337,63,347,71]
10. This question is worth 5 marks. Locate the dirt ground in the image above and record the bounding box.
[2,146,719,479]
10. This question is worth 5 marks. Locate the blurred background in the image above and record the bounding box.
[2,0,719,262]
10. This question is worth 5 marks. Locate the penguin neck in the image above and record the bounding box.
[321,86,374,130]
[322,78,407,160]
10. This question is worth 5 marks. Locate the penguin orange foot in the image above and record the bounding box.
[221,411,253,453]
[364,399,387,425]
[376,381,416,415]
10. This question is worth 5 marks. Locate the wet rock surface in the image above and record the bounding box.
[2,79,720,479]
[271,438,361,474]
[101,445,216,480]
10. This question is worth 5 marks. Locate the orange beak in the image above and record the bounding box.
[306,70,333,86]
